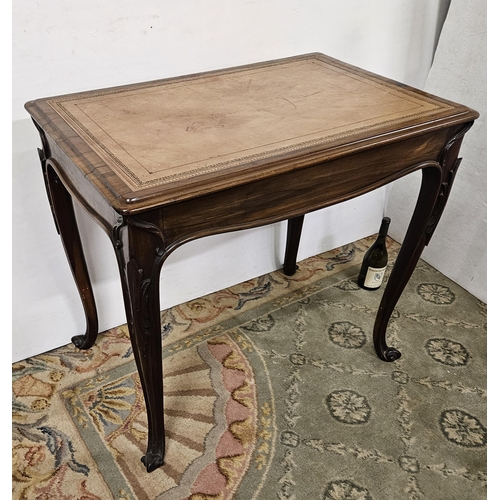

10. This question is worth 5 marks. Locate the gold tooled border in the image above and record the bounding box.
[47,54,452,191]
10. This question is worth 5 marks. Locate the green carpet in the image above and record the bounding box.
[12,237,486,499]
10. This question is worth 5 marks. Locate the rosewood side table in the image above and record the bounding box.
[25,53,478,472]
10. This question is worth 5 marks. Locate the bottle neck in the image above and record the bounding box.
[377,217,391,239]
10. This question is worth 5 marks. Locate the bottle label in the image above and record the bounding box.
[363,266,386,288]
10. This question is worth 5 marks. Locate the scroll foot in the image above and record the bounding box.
[378,347,401,362]
[141,453,164,473]
[71,334,91,349]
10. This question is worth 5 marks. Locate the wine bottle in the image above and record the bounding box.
[357,217,391,290]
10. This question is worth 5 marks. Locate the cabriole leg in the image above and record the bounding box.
[119,218,166,472]
[373,123,472,362]
[283,215,305,276]
[373,165,442,361]
[44,161,99,349]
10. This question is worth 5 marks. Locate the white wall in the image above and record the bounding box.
[386,0,487,303]
[12,0,449,362]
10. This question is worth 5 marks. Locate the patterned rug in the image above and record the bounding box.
[12,237,487,499]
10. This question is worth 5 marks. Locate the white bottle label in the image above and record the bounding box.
[364,266,386,288]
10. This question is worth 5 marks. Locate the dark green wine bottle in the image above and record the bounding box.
[357,217,391,290]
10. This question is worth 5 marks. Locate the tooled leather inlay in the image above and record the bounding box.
[47,55,451,191]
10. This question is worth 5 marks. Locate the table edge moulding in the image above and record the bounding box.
[24,52,479,472]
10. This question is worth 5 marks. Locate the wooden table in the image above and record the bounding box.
[25,53,478,472]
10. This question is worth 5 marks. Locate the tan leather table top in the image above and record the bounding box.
[26,53,475,210]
